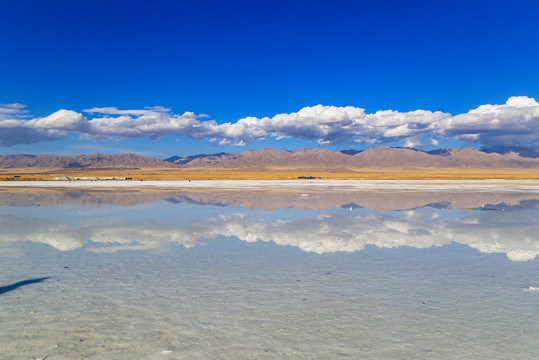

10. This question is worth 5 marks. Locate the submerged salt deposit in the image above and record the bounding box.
[0,187,538,359]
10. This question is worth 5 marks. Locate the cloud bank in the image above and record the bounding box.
[1,96,537,148]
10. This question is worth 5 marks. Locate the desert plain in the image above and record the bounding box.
[2,166,539,181]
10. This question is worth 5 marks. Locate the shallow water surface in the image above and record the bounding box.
[0,186,538,359]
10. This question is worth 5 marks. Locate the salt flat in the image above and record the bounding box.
[1,179,539,192]
[1,183,538,359]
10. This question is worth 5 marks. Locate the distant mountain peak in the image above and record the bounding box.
[481,146,539,158]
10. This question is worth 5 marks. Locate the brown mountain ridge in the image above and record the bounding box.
[0,147,538,170]
[0,153,175,169]
[165,147,539,169]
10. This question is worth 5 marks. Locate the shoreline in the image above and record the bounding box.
[1,179,539,192]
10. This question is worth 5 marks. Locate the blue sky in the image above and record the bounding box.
[1,0,538,158]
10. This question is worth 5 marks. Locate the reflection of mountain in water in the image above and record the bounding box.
[1,208,537,261]
[1,188,538,212]
[0,189,181,208]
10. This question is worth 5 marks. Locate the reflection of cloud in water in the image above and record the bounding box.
[209,212,538,261]
[0,210,537,261]
[0,215,201,252]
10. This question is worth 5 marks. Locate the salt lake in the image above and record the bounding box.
[0,181,538,359]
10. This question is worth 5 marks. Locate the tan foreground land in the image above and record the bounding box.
[1,166,539,181]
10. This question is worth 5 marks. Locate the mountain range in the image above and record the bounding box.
[0,146,538,169]
[0,153,176,169]
[163,146,539,169]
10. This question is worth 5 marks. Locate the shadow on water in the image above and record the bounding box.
[0,277,50,295]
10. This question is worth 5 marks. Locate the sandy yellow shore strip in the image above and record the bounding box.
[1,166,538,181]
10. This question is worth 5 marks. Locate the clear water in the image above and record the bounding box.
[0,187,538,359]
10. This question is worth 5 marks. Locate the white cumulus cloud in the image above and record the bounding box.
[440,96,539,148]
[0,96,537,148]
[26,109,88,131]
